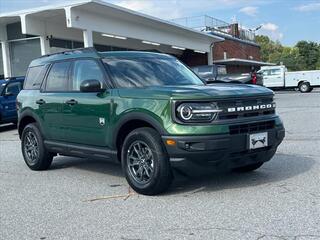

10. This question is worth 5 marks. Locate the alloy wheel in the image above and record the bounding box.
[24,131,39,164]
[127,140,154,184]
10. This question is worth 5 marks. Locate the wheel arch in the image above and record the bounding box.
[298,80,309,87]
[18,109,43,138]
[113,112,168,161]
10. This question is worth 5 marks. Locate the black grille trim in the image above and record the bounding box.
[229,120,275,135]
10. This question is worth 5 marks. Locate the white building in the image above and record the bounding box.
[0,0,223,78]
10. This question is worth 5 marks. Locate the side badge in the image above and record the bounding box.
[99,117,105,126]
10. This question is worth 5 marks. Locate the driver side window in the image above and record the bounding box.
[71,59,104,91]
[5,82,22,95]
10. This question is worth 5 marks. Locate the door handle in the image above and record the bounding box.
[65,99,78,105]
[36,99,46,105]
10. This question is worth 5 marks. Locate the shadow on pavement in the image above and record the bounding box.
[50,156,123,177]
[0,124,17,133]
[49,153,314,195]
[167,153,315,195]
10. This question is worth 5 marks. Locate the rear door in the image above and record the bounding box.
[39,61,71,141]
[61,59,112,146]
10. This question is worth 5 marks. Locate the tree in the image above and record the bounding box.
[255,35,320,71]
[255,35,283,63]
[295,41,319,70]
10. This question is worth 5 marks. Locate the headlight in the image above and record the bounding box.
[176,102,222,123]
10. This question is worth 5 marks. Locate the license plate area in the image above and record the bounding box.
[249,132,268,149]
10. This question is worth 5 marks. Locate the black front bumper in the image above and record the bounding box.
[162,126,285,174]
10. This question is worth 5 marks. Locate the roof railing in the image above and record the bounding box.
[39,47,99,59]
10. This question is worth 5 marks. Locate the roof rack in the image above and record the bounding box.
[39,47,99,59]
[30,47,102,67]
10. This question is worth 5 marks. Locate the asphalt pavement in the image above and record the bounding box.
[1,90,320,240]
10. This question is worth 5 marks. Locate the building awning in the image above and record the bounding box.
[214,58,275,66]
[0,0,224,52]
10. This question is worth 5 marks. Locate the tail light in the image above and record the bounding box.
[252,73,257,84]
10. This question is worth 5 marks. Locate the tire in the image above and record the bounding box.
[21,123,54,170]
[233,162,264,173]
[121,127,173,195]
[299,82,310,93]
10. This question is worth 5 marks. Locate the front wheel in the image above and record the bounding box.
[121,127,173,195]
[21,123,54,170]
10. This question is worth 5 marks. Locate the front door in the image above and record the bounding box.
[1,81,23,121]
[262,68,283,88]
[61,59,111,146]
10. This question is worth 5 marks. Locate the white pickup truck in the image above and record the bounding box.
[258,66,320,93]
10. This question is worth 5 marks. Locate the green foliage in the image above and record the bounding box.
[255,35,320,71]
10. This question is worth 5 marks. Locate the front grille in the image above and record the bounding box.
[229,120,275,135]
[217,97,275,120]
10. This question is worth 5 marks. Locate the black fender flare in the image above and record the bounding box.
[18,109,44,137]
[111,112,168,149]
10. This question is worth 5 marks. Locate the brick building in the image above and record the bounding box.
[172,17,274,73]
[212,33,273,73]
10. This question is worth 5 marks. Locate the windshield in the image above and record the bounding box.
[103,57,204,88]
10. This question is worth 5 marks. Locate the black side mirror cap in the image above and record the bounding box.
[80,79,105,93]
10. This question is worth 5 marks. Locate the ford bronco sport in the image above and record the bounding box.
[17,48,285,195]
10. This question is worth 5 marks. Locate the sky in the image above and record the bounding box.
[0,0,319,46]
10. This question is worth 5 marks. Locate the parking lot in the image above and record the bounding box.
[1,90,320,240]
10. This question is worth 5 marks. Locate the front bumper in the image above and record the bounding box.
[162,125,285,174]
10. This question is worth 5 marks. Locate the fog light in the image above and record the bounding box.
[166,139,176,146]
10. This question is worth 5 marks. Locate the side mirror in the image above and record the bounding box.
[80,79,105,93]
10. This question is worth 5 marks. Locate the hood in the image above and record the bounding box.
[118,84,273,100]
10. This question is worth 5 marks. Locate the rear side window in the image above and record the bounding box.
[24,65,48,90]
[45,61,71,91]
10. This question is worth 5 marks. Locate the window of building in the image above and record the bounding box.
[6,22,35,40]
[9,38,41,77]
[71,59,104,91]
[49,38,84,54]
[45,62,71,91]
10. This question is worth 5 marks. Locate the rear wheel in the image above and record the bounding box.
[299,82,311,93]
[21,123,54,170]
[233,162,264,173]
[121,127,172,195]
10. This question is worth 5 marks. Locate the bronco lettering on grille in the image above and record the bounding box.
[227,103,275,113]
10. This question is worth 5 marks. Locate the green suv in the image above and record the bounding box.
[17,48,285,195]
